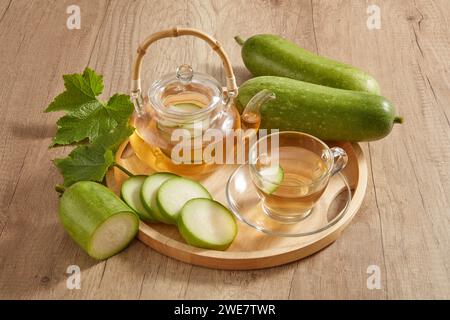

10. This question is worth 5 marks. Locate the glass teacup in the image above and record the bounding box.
[249,131,348,223]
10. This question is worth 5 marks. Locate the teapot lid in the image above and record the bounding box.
[148,64,224,115]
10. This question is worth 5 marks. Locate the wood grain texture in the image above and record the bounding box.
[0,0,448,299]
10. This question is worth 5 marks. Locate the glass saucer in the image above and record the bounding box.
[226,165,352,237]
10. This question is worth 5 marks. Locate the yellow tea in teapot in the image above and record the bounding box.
[130,92,242,176]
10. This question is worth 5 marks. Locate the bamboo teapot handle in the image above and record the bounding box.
[130,27,238,114]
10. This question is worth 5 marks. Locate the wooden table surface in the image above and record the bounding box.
[0,0,449,300]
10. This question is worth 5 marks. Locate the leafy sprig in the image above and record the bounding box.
[46,68,134,187]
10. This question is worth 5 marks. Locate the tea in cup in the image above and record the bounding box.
[249,131,348,223]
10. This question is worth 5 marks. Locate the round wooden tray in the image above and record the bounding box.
[106,140,367,270]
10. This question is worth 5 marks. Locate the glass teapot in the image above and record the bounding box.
[129,27,273,177]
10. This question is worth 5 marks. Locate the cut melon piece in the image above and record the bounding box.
[121,175,156,222]
[156,177,212,224]
[59,181,139,260]
[140,172,178,224]
[178,198,237,250]
[257,165,284,194]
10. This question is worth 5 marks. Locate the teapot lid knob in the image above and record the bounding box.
[176,64,194,83]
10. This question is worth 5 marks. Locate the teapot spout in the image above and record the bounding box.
[241,89,276,130]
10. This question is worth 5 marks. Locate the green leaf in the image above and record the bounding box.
[54,125,134,187]
[46,68,135,187]
[45,68,134,146]
[54,145,115,187]
[45,68,104,113]
[94,123,135,152]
